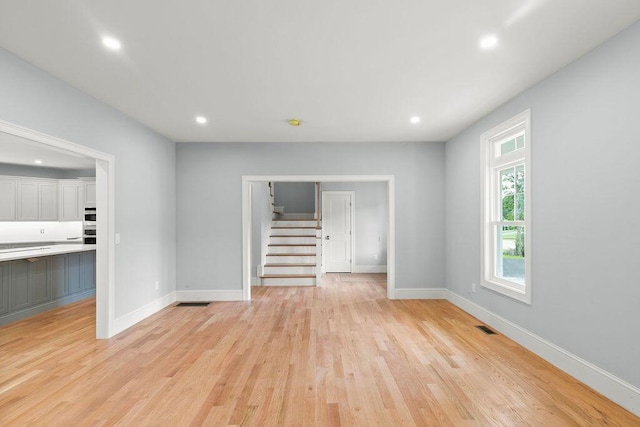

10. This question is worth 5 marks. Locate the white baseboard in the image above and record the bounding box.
[113,292,176,336]
[393,287,447,299]
[352,265,387,273]
[176,289,244,302]
[112,289,245,336]
[446,290,640,417]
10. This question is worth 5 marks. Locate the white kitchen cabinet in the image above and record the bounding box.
[38,182,58,220]
[84,180,96,206]
[0,178,17,221]
[17,181,39,221]
[59,180,83,221]
[2,175,88,221]
[15,179,58,221]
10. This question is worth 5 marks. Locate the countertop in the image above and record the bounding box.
[0,244,97,262]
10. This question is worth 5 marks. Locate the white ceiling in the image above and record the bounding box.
[0,1,639,144]
[0,131,96,170]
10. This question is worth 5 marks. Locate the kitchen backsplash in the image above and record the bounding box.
[0,221,83,244]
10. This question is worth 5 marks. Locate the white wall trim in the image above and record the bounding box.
[394,287,448,299]
[243,175,396,301]
[446,290,640,416]
[0,119,116,339]
[352,265,387,273]
[176,290,244,302]
[113,292,176,336]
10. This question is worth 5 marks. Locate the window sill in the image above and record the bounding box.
[481,278,531,305]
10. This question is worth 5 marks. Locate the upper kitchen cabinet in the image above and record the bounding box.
[17,180,58,221]
[59,180,83,221]
[0,178,17,221]
[17,180,39,220]
[1,175,93,221]
[84,180,96,206]
[38,181,58,220]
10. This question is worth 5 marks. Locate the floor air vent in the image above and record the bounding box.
[176,302,210,307]
[476,325,497,335]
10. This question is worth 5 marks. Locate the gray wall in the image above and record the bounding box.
[0,163,95,179]
[0,48,176,318]
[177,142,445,291]
[274,182,315,214]
[321,182,387,267]
[445,22,640,388]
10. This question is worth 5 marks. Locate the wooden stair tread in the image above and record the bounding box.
[271,226,317,229]
[272,218,318,221]
[268,244,315,247]
[266,253,316,257]
[270,234,316,238]
[260,274,316,279]
[265,263,315,267]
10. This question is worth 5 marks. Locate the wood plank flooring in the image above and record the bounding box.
[1,273,638,426]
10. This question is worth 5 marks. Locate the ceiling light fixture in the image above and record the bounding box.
[102,36,122,51]
[195,116,207,125]
[288,119,301,126]
[480,35,498,50]
[410,116,421,124]
[34,160,43,164]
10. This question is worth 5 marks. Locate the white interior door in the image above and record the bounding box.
[322,191,354,273]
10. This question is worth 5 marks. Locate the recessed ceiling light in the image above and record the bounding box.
[410,116,421,124]
[195,116,207,125]
[34,160,43,164]
[480,35,498,50]
[102,36,122,51]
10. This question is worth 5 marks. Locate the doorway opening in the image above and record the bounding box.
[242,175,395,301]
[0,119,115,338]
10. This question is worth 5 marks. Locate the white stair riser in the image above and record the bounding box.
[263,266,316,275]
[273,220,318,227]
[270,228,317,236]
[261,277,316,286]
[269,236,316,245]
[266,255,316,263]
[268,246,316,254]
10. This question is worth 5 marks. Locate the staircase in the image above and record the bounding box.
[260,217,320,286]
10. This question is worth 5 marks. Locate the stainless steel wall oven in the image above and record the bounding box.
[83,206,97,244]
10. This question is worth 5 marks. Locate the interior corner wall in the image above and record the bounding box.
[274,182,315,214]
[0,48,177,319]
[177,142,445,292]
[445,21,640,388]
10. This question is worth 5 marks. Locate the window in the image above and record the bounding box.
[481,110,531,304]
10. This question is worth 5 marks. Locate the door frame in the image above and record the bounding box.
[321,190,355,274]
[242,175,395,300]
[0,119,115,338]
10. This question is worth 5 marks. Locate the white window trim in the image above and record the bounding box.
[480,109,532,304]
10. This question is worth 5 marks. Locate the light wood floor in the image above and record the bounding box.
[1,274,638,426]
